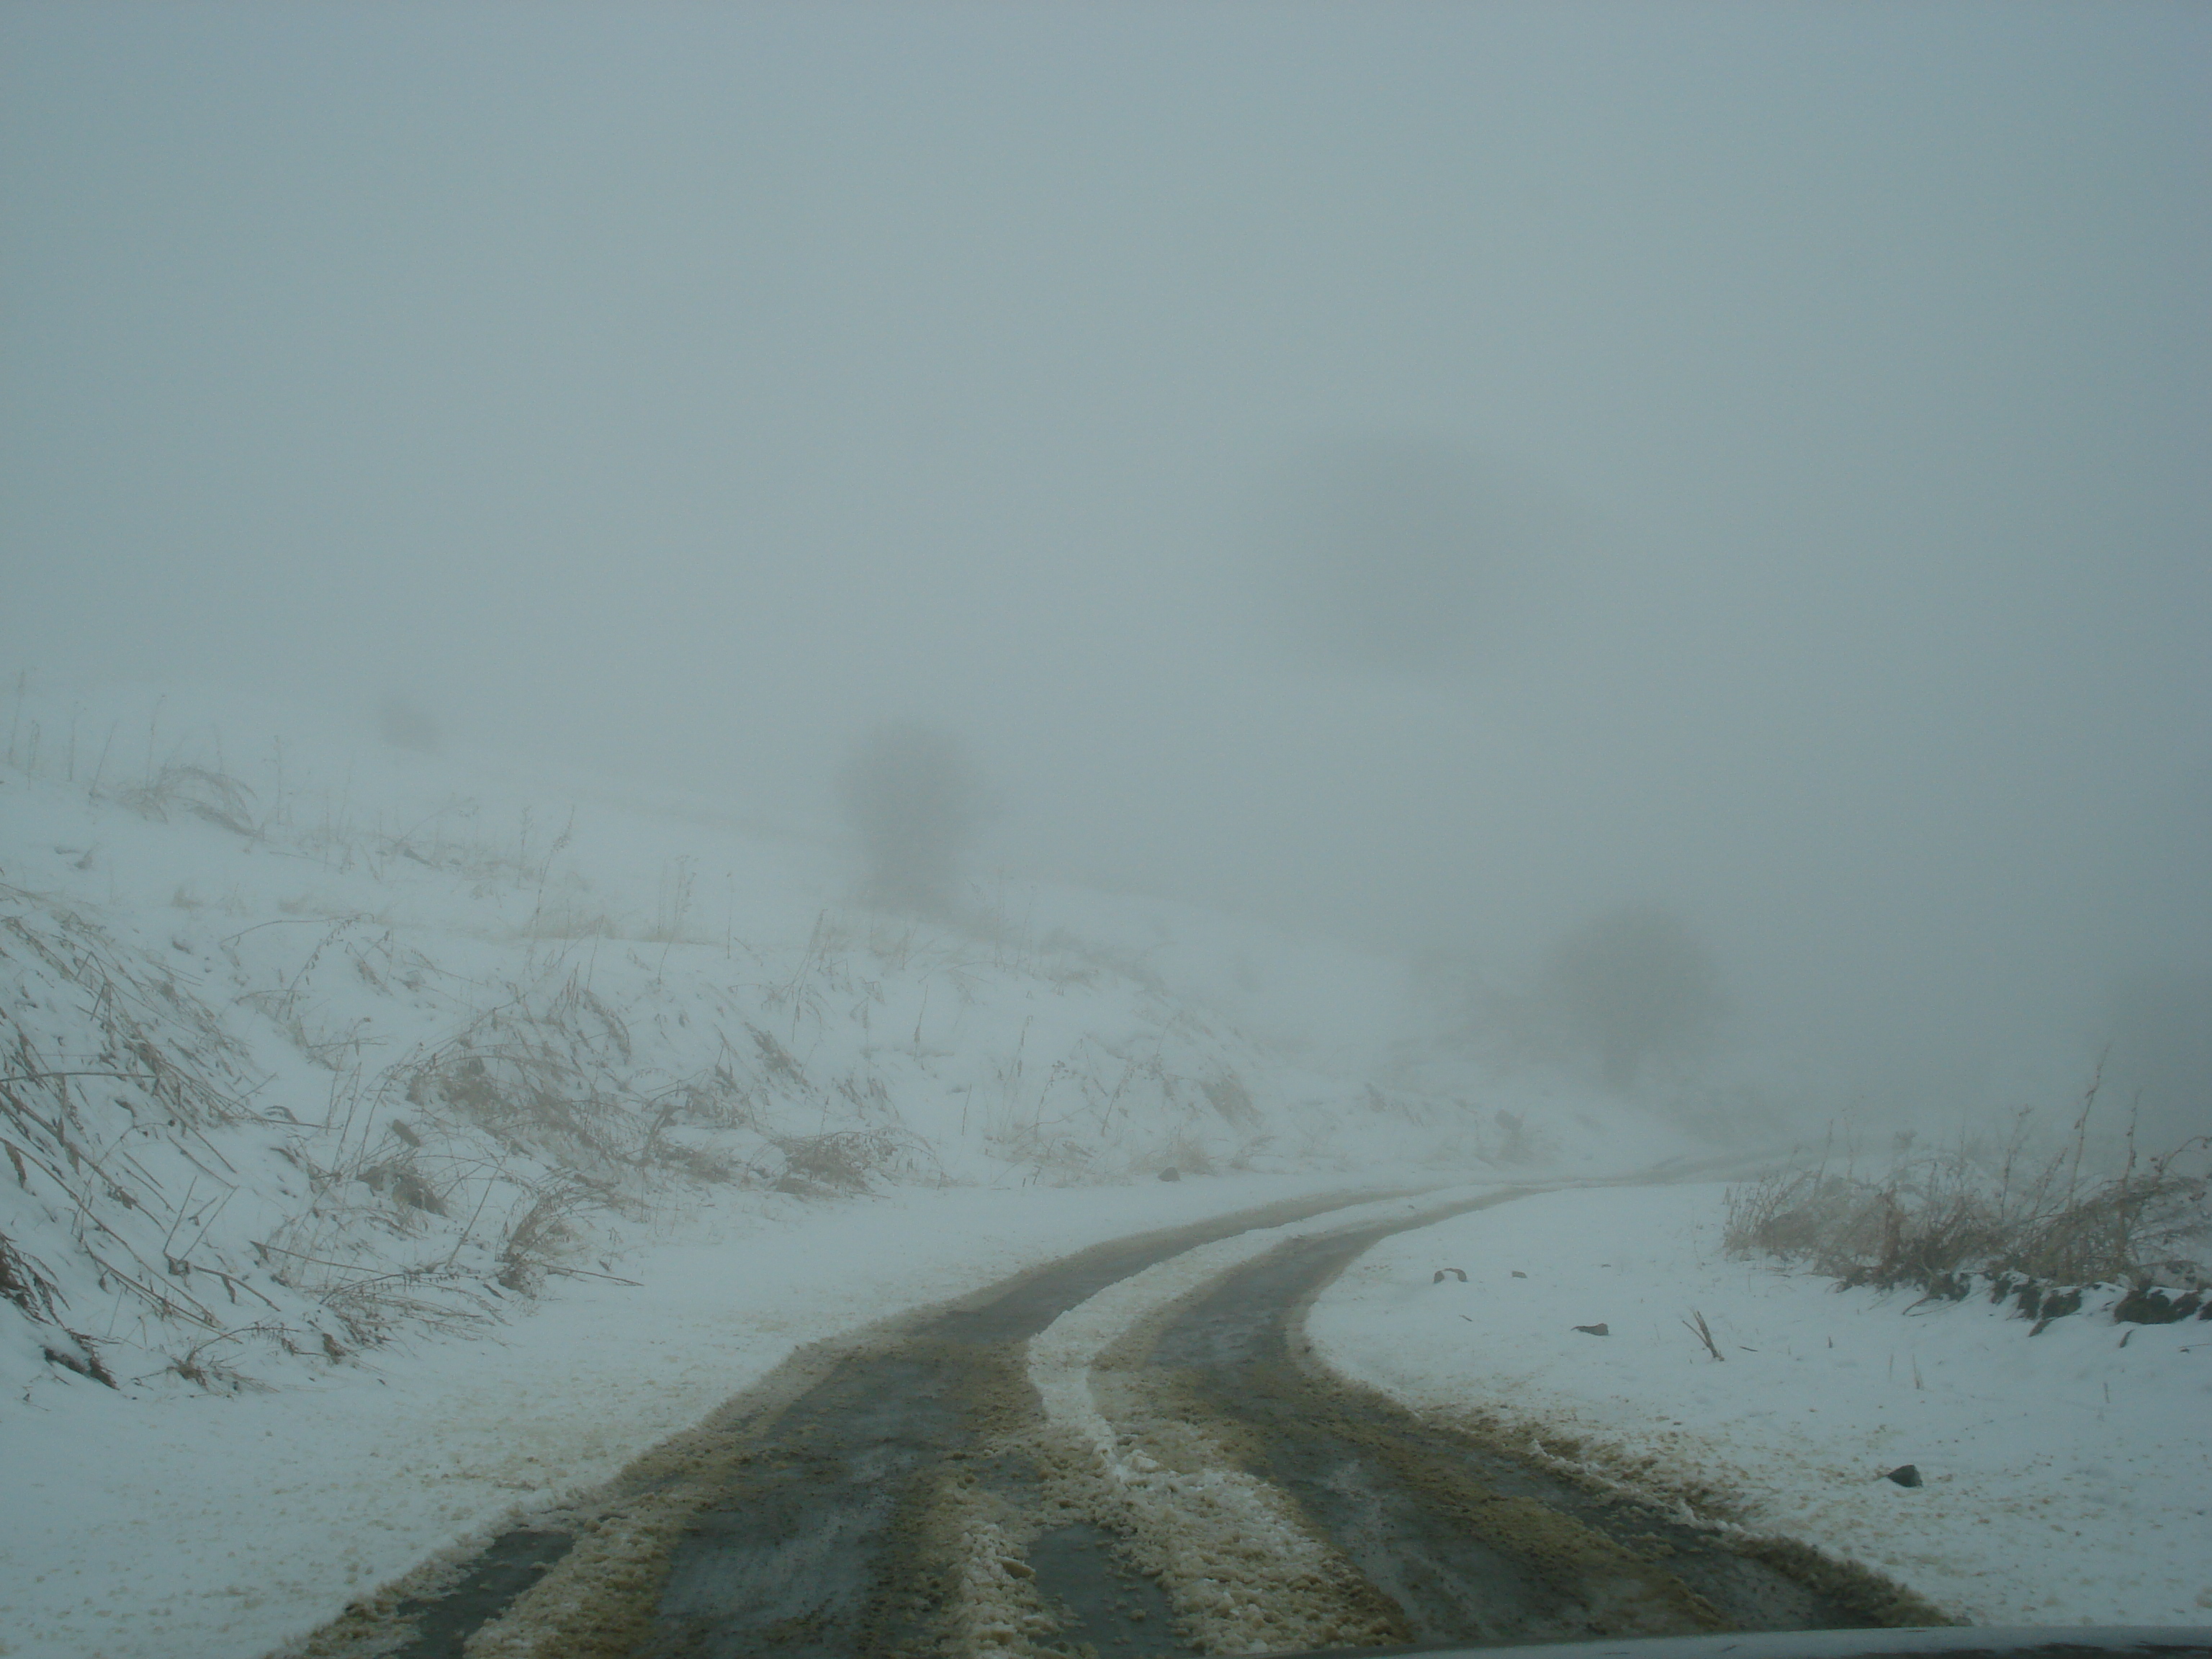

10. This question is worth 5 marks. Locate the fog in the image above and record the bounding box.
[4,3,2207,1133]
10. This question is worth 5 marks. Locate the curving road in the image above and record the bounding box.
[293,1184,1939,1659]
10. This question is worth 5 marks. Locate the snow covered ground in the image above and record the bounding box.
[1,1172,1412,1659]
[1309,1184,2212,1630]
[0,683,1685,1658]
[24,683,2203,1658]
[0,680,1662,1403]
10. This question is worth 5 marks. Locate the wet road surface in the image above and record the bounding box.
[292,1187,1940,1659]
[1130,1219,1933,1650]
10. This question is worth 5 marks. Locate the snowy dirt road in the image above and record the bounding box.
[285,1184,1930,1659]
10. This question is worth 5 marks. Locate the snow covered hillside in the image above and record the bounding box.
[0,684,1707,1658]
[0,684,1632,1409]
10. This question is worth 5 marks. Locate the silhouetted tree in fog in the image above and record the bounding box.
[1539,904,1727,1091]
[839,724,988,912]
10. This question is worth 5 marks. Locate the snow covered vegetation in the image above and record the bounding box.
[0,683,1654,1408]
[1724,1122,2211,1327]
[5,683,2205,1657]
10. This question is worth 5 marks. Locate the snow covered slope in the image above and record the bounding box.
[0,683,1691,1657]
[0,683,1659,1404]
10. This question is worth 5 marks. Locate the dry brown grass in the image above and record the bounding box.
[770,1128,931,1195]
[1200,1071,1261,1130]
[1725,1097,2210,1316]
[0,1227,62,1322]
[118,762,260,837]
[1,884,271,1364]
[497,1179,599,1292]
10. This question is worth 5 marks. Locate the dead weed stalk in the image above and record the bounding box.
[1725,1092,2210,1322]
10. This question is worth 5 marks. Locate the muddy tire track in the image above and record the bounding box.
[1107,1218,1948,1653]
[279,1188,1421,1659]
[282,1182,1940,1659]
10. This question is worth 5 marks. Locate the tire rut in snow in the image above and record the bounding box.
[284,1182,1944,1659]
[1123,1219,1951,1651]
[279,1187,1416,1659]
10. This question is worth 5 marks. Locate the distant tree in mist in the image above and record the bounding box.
[1537,904,1727,1092]
[838,724,989,912]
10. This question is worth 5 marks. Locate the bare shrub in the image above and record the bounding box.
[642,1069,757,1169]
[399,985,638,1175]
[120,763,258,837]
[167,1328,279,1393]
[399,987,755,1180]
[356,1157,447,1216]
[313,1265,495,1346]
[246,968,766,1347]
[513,894,619,942]
[748,1025,805,1087]
[771,1128,929,1196]
[0,1228,62,1322]
[1725,1112,2211,1317]
[1157,1130,1218,1178]
[1200,1072,1261,1130]
[1483,1107,1543,1166]
[497,1181,598,1292]
[1683,1308,1725,1362]
[407,1038,619,1167]
[40,1334,115,1387]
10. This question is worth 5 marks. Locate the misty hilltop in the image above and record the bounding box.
[2,3,2205,1187]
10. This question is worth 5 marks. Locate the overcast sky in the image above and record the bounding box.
[4,2,2207,1122]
